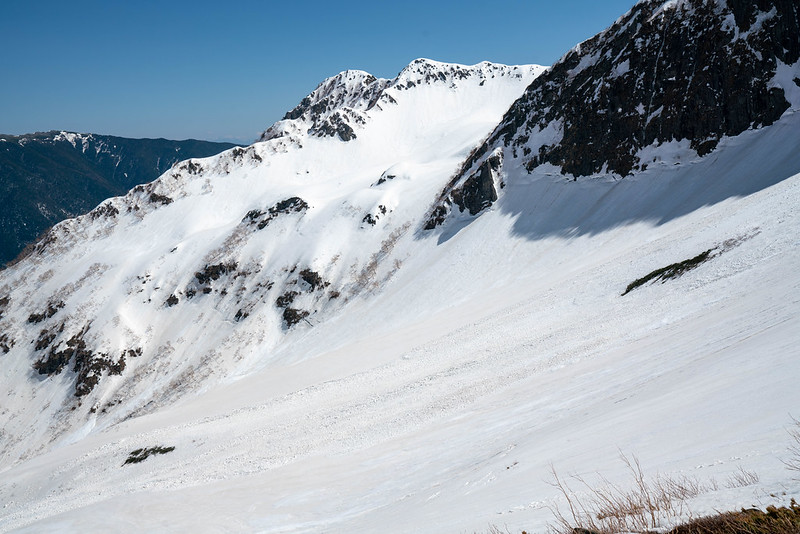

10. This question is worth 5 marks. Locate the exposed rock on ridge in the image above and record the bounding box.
[260,59,542,144]
[509,0,800,176]
[424,151,503,229]
[426,0,800,228]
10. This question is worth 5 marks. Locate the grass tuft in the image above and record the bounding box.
[548,453,707,534]
[622,248,715,296]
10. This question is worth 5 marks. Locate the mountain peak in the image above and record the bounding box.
[0,57,542,462]
[260,59,546,144]
[286,68,383,119]
[259,68,389,143]
[2,4,799,530]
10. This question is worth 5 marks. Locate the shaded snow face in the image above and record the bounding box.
[0,58,543,466]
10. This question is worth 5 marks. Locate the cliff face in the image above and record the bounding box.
[426,0,800,228]
[514,0,799,177]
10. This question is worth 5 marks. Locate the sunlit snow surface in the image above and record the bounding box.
[1,63,799,532]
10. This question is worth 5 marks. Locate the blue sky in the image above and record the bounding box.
[1,0,635,143]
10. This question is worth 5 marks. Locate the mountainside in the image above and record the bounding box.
[260,59,535,144]
[427,0,800,226]
[0,1,799,532]
[0,59,544,467]
[0,132,239,266]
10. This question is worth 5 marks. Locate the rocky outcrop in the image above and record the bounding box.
[424,0,800,229]
[259,70,391,143]
[425,152,502,229]
[32,325,131,397]
[243,197,309,230]
[512,0,797,176]
[451,156,501,216]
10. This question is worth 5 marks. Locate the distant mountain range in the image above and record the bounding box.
[0,132,240,266]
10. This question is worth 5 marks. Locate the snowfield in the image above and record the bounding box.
[0,59,799,532]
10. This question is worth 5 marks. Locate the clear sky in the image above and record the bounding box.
[1,0,636,143]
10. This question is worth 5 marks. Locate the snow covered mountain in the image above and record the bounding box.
[0,132,239,266]
[427,0,800,226]
[0,1,799,532]
[260,59,536,144]
[0,58,544,467]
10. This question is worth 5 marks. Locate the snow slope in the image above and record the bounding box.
[0,59,544,469]
[1,2,799,529]
[1,92,799,534]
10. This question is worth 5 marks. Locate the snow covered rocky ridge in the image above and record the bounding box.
[0,132,239,266]
[1,0,799,532]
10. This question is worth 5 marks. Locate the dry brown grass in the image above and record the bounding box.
[725,466,760,489]
[665,500,800,534]
[548,453,708,534]
[784,417,800,479]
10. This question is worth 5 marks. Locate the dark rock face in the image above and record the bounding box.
[282,307,310,327]
[194,262,238,285]
[0,333,13,353]
[272,267,333,328]
[276,291,298,309]
[362,205,388,226]
[271,197,309,214]
[0,132,239,266]
[310,112,358,141]
[299,268,327,291]
[149,193,174,206]
[244,197,309,230]
[32,325,131,397]
[276,290,308,328]
[90,202,119,220]
[261,71,388,143]
[280,73,381,123]
[35,327,60,351]
[27,301,64,323]
[452,158,500,216]
[425,0,799,230]
[496,0,798,178]
[424,153,502,228]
